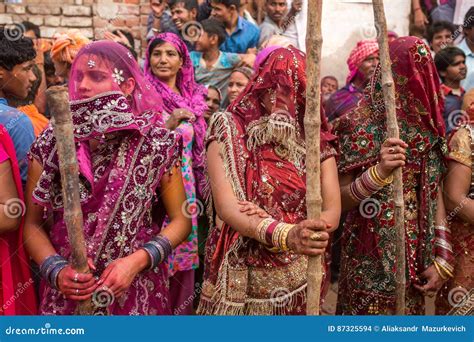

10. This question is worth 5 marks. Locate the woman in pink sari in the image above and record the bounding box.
[144,32,207,314]
[23,41,191,315]
[0,124,37,315]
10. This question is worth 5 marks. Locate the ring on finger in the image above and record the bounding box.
[76,289,79,295]
[310,232,322,241]
[388,147,395,153]
[74,273,79,283]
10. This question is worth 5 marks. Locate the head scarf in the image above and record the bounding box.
[144,32,207,197]
[229,46,335,165]
[69,40,163,117]
[231,66,254,80]
[335,36,445,174]
[51,29,90,64]
[254,46,281,70]
[0,125,37,315]
[346,39,379,84]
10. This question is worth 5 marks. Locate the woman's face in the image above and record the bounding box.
[149,42,183,82]
[205,87,221,121]
[227,71,249,103]
[73,54,134,100]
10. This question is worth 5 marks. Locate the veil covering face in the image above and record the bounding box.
[69,40,164,119]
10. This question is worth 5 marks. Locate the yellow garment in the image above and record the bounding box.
[18,104,49,137]
[449,126,471,167]
[51,29,90,64]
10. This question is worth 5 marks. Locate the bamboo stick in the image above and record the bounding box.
[47,86,93,315]
[372,0,406,315]
[304,0,323,316]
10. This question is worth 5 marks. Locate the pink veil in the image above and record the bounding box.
[69,40,164,118]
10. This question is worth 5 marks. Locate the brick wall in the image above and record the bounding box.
[0,0,151,55]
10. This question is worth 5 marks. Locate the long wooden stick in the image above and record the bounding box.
[372,0,406,315]
[47,86,93,315]
[305,0,323,316]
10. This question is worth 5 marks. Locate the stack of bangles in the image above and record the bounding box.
[40,254,69,290]
[256,218,294,252]
[350,165,393,202]
[141,235,173,270]
[433,225,455,280]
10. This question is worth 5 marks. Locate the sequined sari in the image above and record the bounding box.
[333,37,447,315]
[29,42,182,315]
[197,47,337,315]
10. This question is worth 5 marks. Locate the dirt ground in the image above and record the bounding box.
[321,282,436,315]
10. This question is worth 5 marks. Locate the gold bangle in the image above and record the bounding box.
[437,261,454,278]
[433,261,448,280]
[369,166,386,187]
[436,256,455,274]
[372,165,393,185]
[279,224,293,251]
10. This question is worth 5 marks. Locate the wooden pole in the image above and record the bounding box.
[372,0,406,315]
[304,0,323,316]
[47,86,93,315]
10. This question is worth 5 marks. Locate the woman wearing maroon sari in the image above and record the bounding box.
[333,37,451,315]
[0,125,37,315]
[23,41,191,315]
[197,46,340,315]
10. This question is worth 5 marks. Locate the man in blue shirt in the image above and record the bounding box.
[210,0,260,54]
[458,7,474,91]
[0,29,36,184]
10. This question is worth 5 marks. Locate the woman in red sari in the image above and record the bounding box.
[333,36,451,315]
[198,46,340,315]
[0,124,37,315]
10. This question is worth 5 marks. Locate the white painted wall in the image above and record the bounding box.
[317,0,412,85]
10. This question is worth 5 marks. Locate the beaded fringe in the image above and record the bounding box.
[196,237,307,316]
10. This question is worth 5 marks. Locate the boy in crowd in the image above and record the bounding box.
[426,21,455,55]
[170,0,199,51]
[191,18,254,102]
[0,29,36,184]
[435,46,467,133]
[210,0,259,54]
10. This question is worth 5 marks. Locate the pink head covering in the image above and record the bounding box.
[144,32,208,198]
[254,46,280,70]
[69,40,163,119]
[346,39,379,84]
